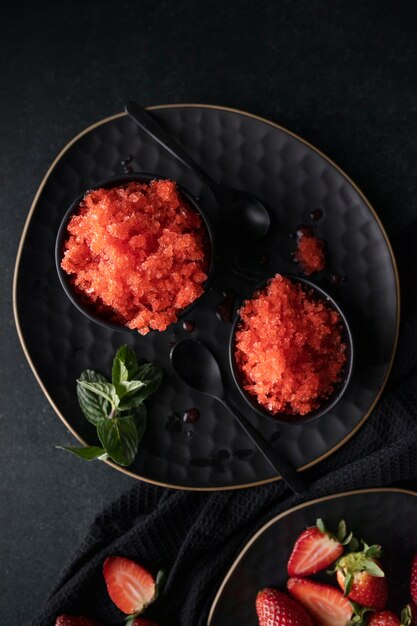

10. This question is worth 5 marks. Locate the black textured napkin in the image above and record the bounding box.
[31,221,417,625]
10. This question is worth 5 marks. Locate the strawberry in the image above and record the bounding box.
[335,543,387,610]
[256,588,314,626]
[368,612,401,626]
[55,617,102,626]
[368,607,415,626]
[287,519,349,576]
[411,554,417,604]
[103,556,159,616]
[287,577,353,626]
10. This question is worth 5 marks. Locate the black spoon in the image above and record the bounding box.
[170,339,306,494]
[125,101,271,239]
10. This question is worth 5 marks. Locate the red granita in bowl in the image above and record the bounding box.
[59,178,210,334]
[233,274,348,416]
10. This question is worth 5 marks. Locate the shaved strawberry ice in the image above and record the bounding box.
[61,180,210,334]
[234,274,347,415]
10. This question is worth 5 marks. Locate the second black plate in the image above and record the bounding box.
[208,488,417,624]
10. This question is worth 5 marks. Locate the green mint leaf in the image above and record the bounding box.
[118,394,145,411]
[118,404,147,444]
[114,365,146,399]
[114,361,164,410]
[97,416,138,467]
[77,379,119,410]
[116,379,146,400]
[77,370,112,425]
[113,345,140,381]
[112,358,129,386]
[131,362,164,401]
[135,404,147,442]
[57,445,108,461]
[118,381,151,410]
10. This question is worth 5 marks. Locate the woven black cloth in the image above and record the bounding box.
[30,222,417,625]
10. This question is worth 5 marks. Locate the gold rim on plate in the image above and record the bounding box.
[13,104,400,491]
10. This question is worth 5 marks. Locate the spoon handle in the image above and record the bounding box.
[125,102,219,193]
[225,400,307,493]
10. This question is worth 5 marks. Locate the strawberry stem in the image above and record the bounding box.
[401,605,413,626]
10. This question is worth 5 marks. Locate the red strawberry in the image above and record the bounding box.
[55,617,102,626]
[287,577,353,626]
[256,588,314,626]
[411,554,417,604]
[335,544,387,610]
[103,556,156,615]
[368,612,401,626]
[368,608,415,626]
[287,519,348,576]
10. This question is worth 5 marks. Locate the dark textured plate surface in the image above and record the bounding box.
[208,488,417,625]
[14,105,399,490]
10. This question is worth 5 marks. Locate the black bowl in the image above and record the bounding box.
[229,274,354,425]
[55,172,216,333]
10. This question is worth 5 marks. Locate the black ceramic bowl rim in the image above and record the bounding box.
[55,172,216,333]
[229,273,354,425]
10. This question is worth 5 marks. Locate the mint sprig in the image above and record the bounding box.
[58,346,163,467]
[57,445,109,461]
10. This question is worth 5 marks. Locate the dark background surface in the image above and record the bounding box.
[1,0,417,622]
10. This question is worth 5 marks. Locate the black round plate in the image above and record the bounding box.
[208,488,417,625]
[14,105,399,490]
